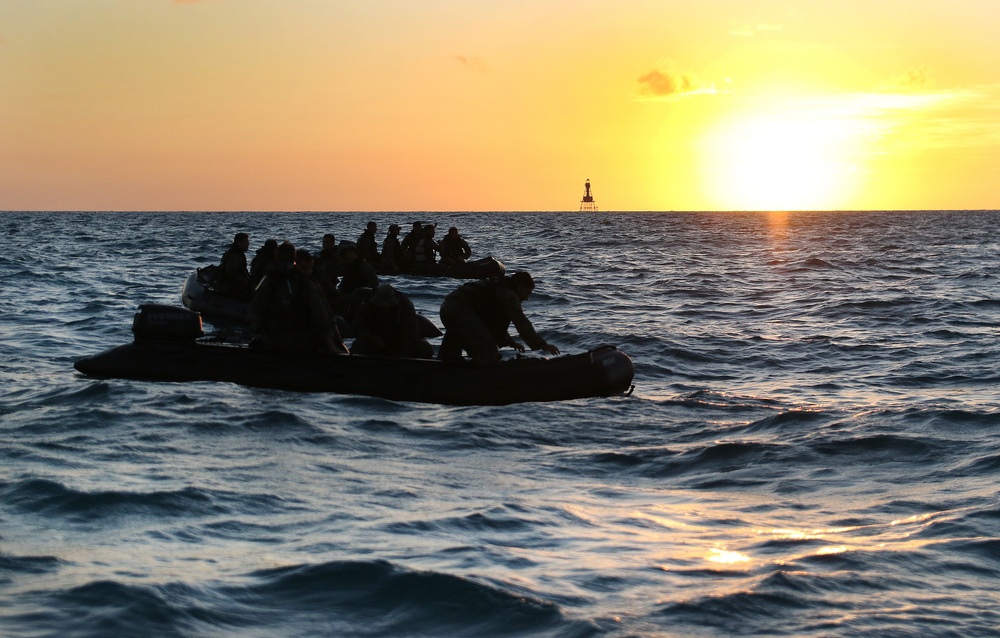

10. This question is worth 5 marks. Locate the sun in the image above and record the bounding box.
[699,109,861,211]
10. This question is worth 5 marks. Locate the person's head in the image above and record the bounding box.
[260,238,278,255]
[339,241,359,263]
[388,224,400,236]
[294,249,314,276]
[424,225,435,237]
[368,283,398,308]
[275,241,296,269]
[322,233,336,250]
[448,226,459,237]
[411,221,422,232]
[510,271,535,301]
[366,221,377,232]
[234,232,250,251]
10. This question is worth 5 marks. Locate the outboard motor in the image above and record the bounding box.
[132,304,204,343]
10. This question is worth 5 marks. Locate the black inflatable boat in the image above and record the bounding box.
[74,305,635,406]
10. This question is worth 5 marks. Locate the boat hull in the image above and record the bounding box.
[74,340,635,406]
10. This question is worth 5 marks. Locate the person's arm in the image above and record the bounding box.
[501,289,551,352]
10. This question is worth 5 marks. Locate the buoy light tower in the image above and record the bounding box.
[579,179,597,212]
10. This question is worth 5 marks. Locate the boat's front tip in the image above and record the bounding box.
[74,353,104,377]
[591,346,635,396]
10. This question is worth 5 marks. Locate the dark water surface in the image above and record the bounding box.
[2,210,999,637]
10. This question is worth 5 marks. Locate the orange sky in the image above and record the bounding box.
[2,1,999,211]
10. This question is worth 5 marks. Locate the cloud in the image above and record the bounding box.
[730,22,784,37]
[866,85,1000,151]
[788,86,1000,156]
[636,66,719,101]
[882,67,934,91]
[455,55,488,74]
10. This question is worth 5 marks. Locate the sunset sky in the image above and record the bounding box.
[2,1,999,212]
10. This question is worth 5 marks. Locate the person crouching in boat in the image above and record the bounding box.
[351,283,433,359]
[248,242,349,355]
[438,271,559,364]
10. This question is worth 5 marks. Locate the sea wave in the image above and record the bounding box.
[2,210,999,637]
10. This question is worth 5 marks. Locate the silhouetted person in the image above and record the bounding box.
[357,221,381,267]
[412,224,438,272]
[439,226,472,266]
[381,224,403,273]
[249,241,347,354]
[336,241,379,296]
[351,283,433,359]
[400,221,423,266]
[314,233,341,304]
[438,271,559,363]
[216,232,251,299]
[249,238,278,289]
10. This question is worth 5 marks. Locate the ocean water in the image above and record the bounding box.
[2,209,999,637]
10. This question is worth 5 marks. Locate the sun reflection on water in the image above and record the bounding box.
[706,547,752,565]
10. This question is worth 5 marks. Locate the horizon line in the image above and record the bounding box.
[2,208,998,214]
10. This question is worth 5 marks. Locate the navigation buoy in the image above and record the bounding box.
[579,179,597,212]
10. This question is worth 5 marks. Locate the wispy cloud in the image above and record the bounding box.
[781,84,1000,156]
[881,67,933,92]
[635,65,721,101]
[730,22,784,38]
[455,55,488,74]
[868,85,1000,152]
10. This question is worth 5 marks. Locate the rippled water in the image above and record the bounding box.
[2,210,999,637]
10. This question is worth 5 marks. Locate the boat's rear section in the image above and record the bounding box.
[181,268,250,323]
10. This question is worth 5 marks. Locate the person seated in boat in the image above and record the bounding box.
[215,232,252,300]
[412,224,439,272]
[299,245,346,317]
[248,241,348,355]
[438,271,560,364]
[381,224,403,274]
[313,233,341,301]
[336,241,379,296]
[316,232,338,267]
[350,283,434,359]
[400,221,422,266]
[249,238,278,290]
[438,226,472,267]
[357,221,381,267]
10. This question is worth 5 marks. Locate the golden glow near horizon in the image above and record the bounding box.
[1,1,999,211]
